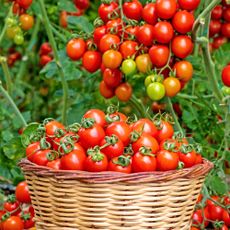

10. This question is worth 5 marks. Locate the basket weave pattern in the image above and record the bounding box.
[19,159,213,230]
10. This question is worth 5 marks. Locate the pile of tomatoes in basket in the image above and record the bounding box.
[0,181,35,230]
[25,108,203,173]
[210,0,230,50]
[191,193,230,230]
[66,0,199,101]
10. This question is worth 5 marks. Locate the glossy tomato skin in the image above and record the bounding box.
[102,50,122,69]
[154,21,174,44]
[106,18,123,36]
[123,0,143,21]
[108,112,127,123]
[136,24,155,47]
[124,26,139,40]
[147,82,165,101]
[2,216,24,230]
[74,0,90,10]
[135,54,152,73]
[26,141,41,161]
[83,109,106,127]
[82,51,102,73]
[163,77,181,97]
[223,7,230,22]
[15,181,31,203]
[19,14,34,30]
[100,34,120,53]
[98,2,119,23]
[103,68,122,88]
[17,0,33,9]
[157,121,174,142]
[212,36,228,49]
[46,158,61,170]
[195,154,202,164]
[99,81,115,99]
[222,65,230,87]
[221,23,230,38]
[84,153,108,172]
[66,38,86,61]
[142,3,158,25]
[120,41,138,59]
[208,205,224,221]
[93,26,107,45]
[222,210,230,227]
[209,20,222,37]
[45,120,65,136]
[156,150,179,171]
[31,149,50,166]
[115,83,133,102]
[39,55,52,66]
[211,5,223,20]
[156,0,177,19]
[173,60,193,82]
[149,45,169,68]
[178,0,200,11]
[21,211,35,229]
[108,157,132,173]
[39,42,52,56]
[4,200,20,216]
[178,150,197,168]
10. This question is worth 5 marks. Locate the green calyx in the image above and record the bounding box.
[124,145,134,156]
[112,155,131,167]
[40,137,51,150]
[177,161,184,170]
[180,144,194,154]
[130,130,141,142]
[105,135,118,146]
[6,194,16,203]
[139,146,154,156]
[81,118,95,128]
[46,150,60,161]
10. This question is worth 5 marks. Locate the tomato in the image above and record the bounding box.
[100,135,124,159]
[2,216,24,230]
[84,152,108,172]
[17,0,33,9]
[190,227,200,230]
[6,26,21,39]
[156,150,179,171]
[178,0,200,11]
[107,112,127,123]
[93,26,107,45]
[15,181,31,203]
[83,109,106,127]
[209,205,224,221]
[14,34,24,45]
[222,210,230,227]
[223,7,230,22]
[216,225,229,230]
[45,120,65,136]
[136,24,155,47]
[20,209,35,229]
[108,156,132,173]
[82,51,102,73]
[66,38,86,61]
[212,36,228,49]
[74,0,89,10]
[120,41,138,59]
[78,123,105,149]
[135,54,152,73]
[32,149,51,166]
[39,42,52,56]
[173,60,193,82]
[106,121,131,146]
[195,154,202,164]
[178,150,196,168]
[19,14,34,30]
[224,195,230,205]
[46,158,61,170]
[149,45,169,68]
[142,3,157,25]
[192,209,209,227]
[222,65,230,87]
[124,26,139,40]
[4,198,20,216]
[106,18,123,36]
[147,82,165,101]
[98,2,119,23]
[102,50,122,69]
[156,0,177,19]
[26,141,41,161]
[121,59,137,76]
[59,11,68,28]
[172,35,193,59]
[154,21,174,44]
[172,11,194,34]
[103,68,122,88]
[60,150,86,170]
[163,77,181,97]
[99,80,115,99]
[209,20,222,37]
[123,0,143,21]
[115,82,133,102]
[221,23,230,38]
[156,120,174,142]
[206,195,219,207]
[39,55,52,66]
[211,5,223,20]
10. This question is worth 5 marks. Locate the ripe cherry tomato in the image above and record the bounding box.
[108,156,132,173]
[98,2,119,22]
[99,80,115,99]
[212,36,228,49]
[142,3,158,25]
[172,10,194,34]
[172,35,193,58]
[2,216,24,230]
[149,45,169,68]
[74,0,90,10]
[19,14,34,30]
[20,210,35,229]
[135,54,152,73]
[93,26,107,45]
[156,120,174,142]
[163,77,181,97]
[84,152,108,172]
[136,24,155,47]
[123,0,143,21]
[26,141,42,161]
[206,195,219,207]
[211,5,223,20]
[102,50,122,69]
[66,38,86,60]
[121,59,137,76]
[178,0,200,11]
[221,23,230,38]
[39,42,52,56]
[59,11,68,28]
[209,205,224,221]
[124,26,139,39]
[103,68,122,88]
[46,158,61,170]
[39,55,52,66]
[107,112,127,123]
[192,209,209,227]
[82,51,102,73]
[45,120,65,136]
[115,82,133,102]
[156,0,177,19]
[15,181,31,203]
[195,154,202,164]
[17,0,33,9]
[154,21,174,44]
[156,150,179,171]
[99,34,120,53]
[173,60,193,82]
[147,82,165,101]
[222,210,230,227]
[4,198,20,216]
[222,65,230,87]
[209,20,222,37]
[223,7,230,22]
[83,109,106,127]
[32,149,51,166]
[120,40,138,59]
[178,149,197,168]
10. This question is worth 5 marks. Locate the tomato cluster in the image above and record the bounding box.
[209,0,230,50]
[0,181,35,230]
[191,193,230,230]
[25,107,203,173]
[7,48,21,67]
[39,42,53,67]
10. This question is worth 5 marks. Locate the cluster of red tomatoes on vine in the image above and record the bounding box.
[209,0,230,50]
[66,0,200,102]
[38,42,53,67]
[0,181,34,230]
[191,193,230,230]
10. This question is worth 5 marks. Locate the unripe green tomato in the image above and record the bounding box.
[222,86,230,95]
[6,26,21,39]
[144,74,162,87]
[147,82,165,101]
[5,17,17,27]
[14,34,24,45]
[121,59,137,76]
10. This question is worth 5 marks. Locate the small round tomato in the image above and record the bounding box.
[195,154,202,164]
[136,24,155,47]
[142,3,158,25]
[135,54,152,73]
[107,112,127,123]
[222,65,230,87]
[102,49,122,69]
[157,150,179,171]
[20,210,35,229]
[154,21,174,44]
[45,120,65,136]
[209,205,224,221]
[209,20,222,37]
[223,7,230,22]
[82,51,102,73]
[108,156,132,173]
[222,210,230,227]
[98,2,119,22]
[59,11,68,28]
[156,120,174,142]
[221,23,230,38]
[99,80,115,99]
[147,82,165,101]
[74,0,89,10]
[124,26,139,39]
[211,5,223,20]
[178,149,197,168]
[173,60,193,82]
[172,35,193,59]
[66,38,86,60]
[120,40,138,59]
[149,45,169,68]
[192,209,206,226]
[14,34,24,45]
[106,18,123,36]
[156,0,177,19]
[123,0,143,21]
[46,158,61,170]
[212,36,228,49]
[6,26,21,39]
[93,26,107,45]
[84,152,108,172]
[121,59,137,76]
[178,0,200,11]
[26,141,42,161]
[39,42,52,56]
[99,34,120,53]
[163,77,181,97]
[115,82,133,102]
[2,216,24,230]
[17,0,33,9]
[39,55,52,66]
[103,68,122,88]
[15,181,31,203]
[4,197,20,215]
[19,14,34,30]
[172,10,194,34]
[32,149,51,166]
[83,109,106,127]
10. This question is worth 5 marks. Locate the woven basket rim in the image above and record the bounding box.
[19,158,213,183]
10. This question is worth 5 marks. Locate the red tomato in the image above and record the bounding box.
[2,216,24,230]
[83,109,106,127]
[106,18,123,36]
[149,45,169,68]
[46,158,61,170]
[60,11,68,28]
[195,154,202,164]
[192,209,209,227]
[107,112,127,123]
[15,181,31,203]
[120,41,138,59]
[99,80,115,99]
[209,20,222,37]
[211,5,223,20]
[178,149,197,168]
[172,10,194,34]
[221,23,230,38]
[102,49,122,69]
[66,38,86,61]
[98,2,119,22]
[4,198,20,216]
[45,120,65,136]
[136,24,155,47]
[93,26,107,45]
[39,55,52,66]
[156,120,174,142]
[212,36,228,49]
[124,26,139,39]
[32,149,50,166]
[222,210,230,227]
[106,121,131,146]
[223,7,230,22]
[172,35,193,59]
[178,0,200,10]
[142,3,158,25]
[159,138,179,150]
[74,0,90,10]
[156,150,179,171]
[209,205,224,221]
[154,21,174,44]
[173,60,193,82]
[103,68,122,88]
[17,0,33,9]
[108,156,132,173]
[156,0,177,19]
[82,51,102,73]
[206,195,219,207]
[123,0,143,21]
[20,210,35,229]
[60,150,86,170]
[84,152,108,172]
[222,65,230,87]
[100,135,124,160]
[26,141,41,161]
[115,82,133,102]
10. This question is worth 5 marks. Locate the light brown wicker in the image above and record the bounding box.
[19,158,213,230]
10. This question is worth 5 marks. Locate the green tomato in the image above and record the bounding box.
[6,26,21,39]
[145,74,163,87]
[222,86,230,95]
[14,34,24,45]
[147,82,165,101]
[121,59,137,76]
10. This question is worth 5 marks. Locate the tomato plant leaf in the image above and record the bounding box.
[21,123,40,147]
[67,16,94,33]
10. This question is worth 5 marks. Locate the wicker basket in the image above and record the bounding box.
[19,158,213,230]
